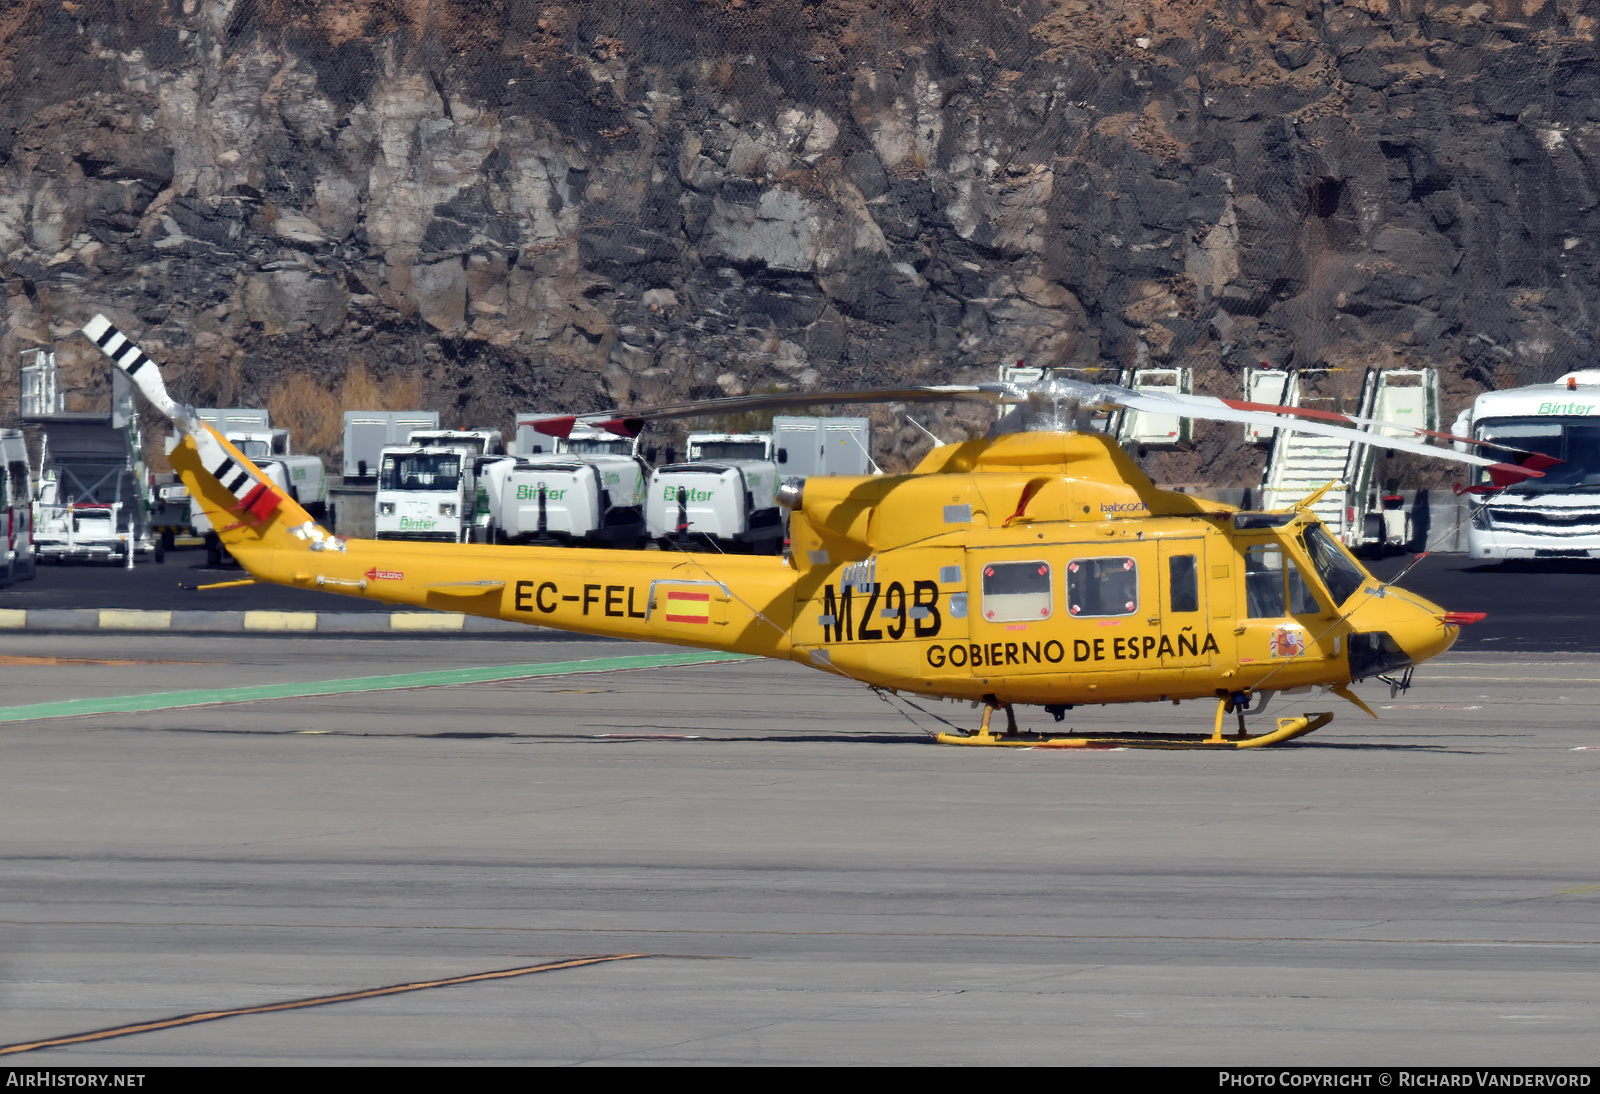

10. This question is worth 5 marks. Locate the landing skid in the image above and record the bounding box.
[934,699,1335,750]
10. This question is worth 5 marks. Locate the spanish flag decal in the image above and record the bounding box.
[664,590,712,624]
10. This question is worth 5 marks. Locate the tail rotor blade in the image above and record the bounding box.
[81,314,179,419]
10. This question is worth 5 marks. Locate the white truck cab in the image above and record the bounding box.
[374,429,505,543]
[647,432,786,554]
[647,419,871,554]
[492,416,649,547]
[1453,370,1600,560]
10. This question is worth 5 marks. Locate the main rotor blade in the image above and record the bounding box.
[519,384,997,436]
[1110,387,1547,485]
[1214,397,1531,457]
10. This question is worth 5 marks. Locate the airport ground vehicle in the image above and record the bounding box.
[88,314,1544,748]
[646,433,785,553]
[30,411,158,565]
[343,411,440,481]
[646,419,873,553]
[495,416,649,546]
[146,472,192,550]
[1451,370,1600,560]
[374,430,504,543]
[1248,367,1440,555]
[0,429,37,582]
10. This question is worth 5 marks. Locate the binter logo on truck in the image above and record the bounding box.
[1536,401,1597,415]
[516,484,568,501]
[664,485,717,502]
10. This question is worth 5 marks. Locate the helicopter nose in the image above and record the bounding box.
[1347,590,1470,678]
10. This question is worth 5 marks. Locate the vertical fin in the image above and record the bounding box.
[78,315,330,558]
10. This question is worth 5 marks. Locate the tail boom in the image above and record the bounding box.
[170,425,796,655]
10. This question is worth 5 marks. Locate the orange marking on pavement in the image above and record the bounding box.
[0,953,650,1056]
[0,656,209,667]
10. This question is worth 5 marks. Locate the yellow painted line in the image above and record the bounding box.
[242,610,318,632]
[389,612,465,631]
[0,609,25,628]
[1556,885,1598,895]
[98,609,172,630]
[0,953,650,1057]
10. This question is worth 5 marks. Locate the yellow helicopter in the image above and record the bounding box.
[83,314,1543,749]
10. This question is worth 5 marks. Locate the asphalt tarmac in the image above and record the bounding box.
[1,631,1596,1065]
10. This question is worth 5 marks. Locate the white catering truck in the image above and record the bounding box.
[374,429,505,542]
[483,417,649,547]
[645,416,871,553]
[1453,369,1600,560]
[342,410,441,481]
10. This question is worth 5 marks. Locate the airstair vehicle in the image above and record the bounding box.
[1114,367,1194,450]
[1254,367,1439,553]
[20,348,63,417]
[28,369,157,565]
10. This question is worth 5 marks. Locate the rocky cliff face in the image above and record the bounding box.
[4,0,1599,478]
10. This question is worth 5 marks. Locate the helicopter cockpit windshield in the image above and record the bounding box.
[1300,524,1367,608]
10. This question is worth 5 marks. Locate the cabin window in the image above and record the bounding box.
[1244,545,1287,618]
[1168,554,1199,613]
[1245,544,1324,618]
[1287,561,1321,615]
[1066,556,1138,617]
[981,560,1053,622]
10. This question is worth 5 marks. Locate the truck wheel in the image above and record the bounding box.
[153,539,165,564]
[160,529,175,551]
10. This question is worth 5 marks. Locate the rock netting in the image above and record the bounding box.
[3,0,1597,478]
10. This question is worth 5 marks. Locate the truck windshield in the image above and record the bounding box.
[561,439,631,456]
[235,439,271,458]
[380,454,461,491]
[1477,417,1600,492]
[693,441,768,461]
[413,434,487,455]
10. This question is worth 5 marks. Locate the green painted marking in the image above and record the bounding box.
[0,651,756,724]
